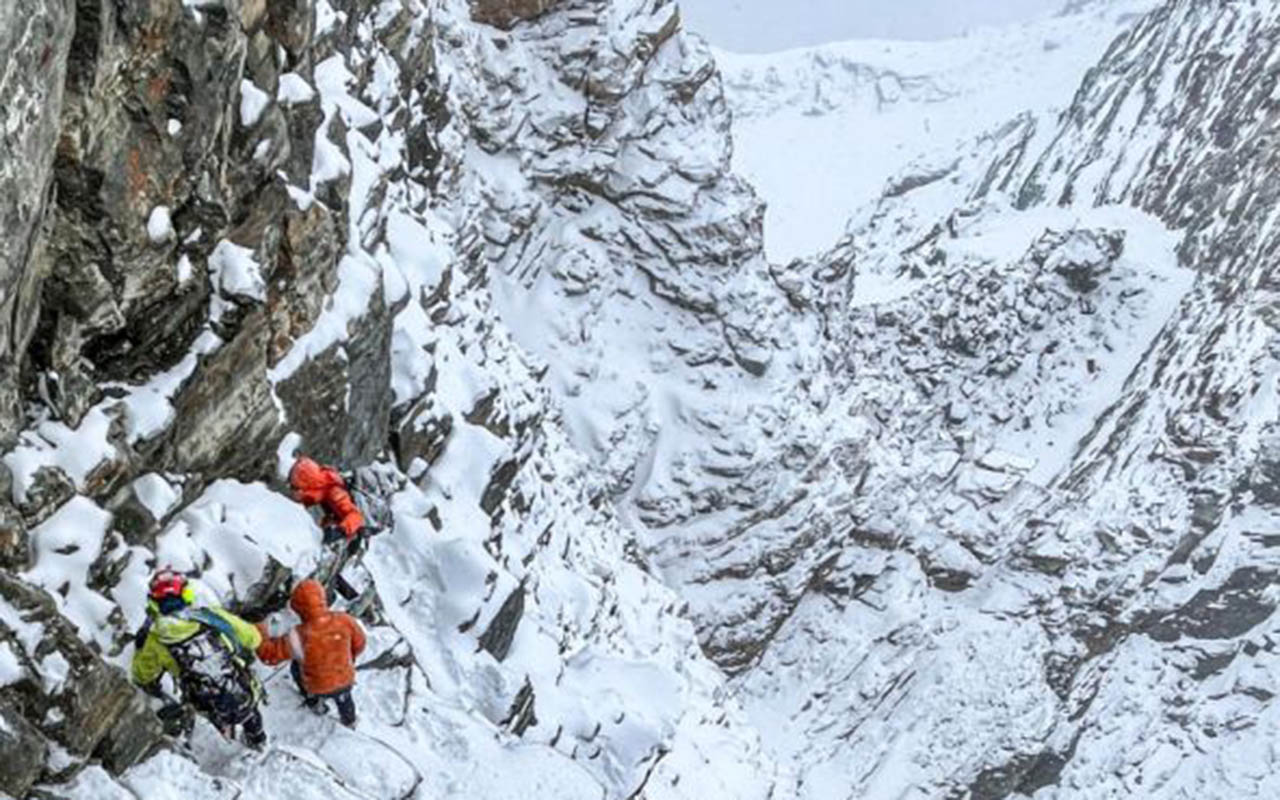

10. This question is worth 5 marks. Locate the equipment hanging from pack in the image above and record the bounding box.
[166,610,258,711]
[340,466,393,532]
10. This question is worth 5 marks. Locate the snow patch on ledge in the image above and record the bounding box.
[239,79,270,127]
[23,497,115,647]
[267,252,380,384]
[277,72,316,105]
[208,240,266,302]
[3,408,117,506]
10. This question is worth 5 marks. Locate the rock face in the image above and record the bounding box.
[0,0,394,790]
[0,572,163,791]
[0,700,50,797]
[0,0,74,448]
[470,0,563,29]
[0,0,785,797]
[5,0,1280,797]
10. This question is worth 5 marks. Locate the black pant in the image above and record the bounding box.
[240,707,267,745]
[291,661,357,726]
[195,686,265,745]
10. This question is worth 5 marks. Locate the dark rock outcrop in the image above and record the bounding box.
[478,583,525,662]
[0,0,74,448]
[0,699,49,798]
[0,572,164,782]
[470,0,562,29]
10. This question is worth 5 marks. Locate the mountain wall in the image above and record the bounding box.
[2,0,1278,798]
[0,0,786,797]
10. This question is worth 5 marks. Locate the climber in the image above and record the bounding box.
[289,455,367,547]
[289,455,370,600]
[131,569,267,748]
[255,578,366,728]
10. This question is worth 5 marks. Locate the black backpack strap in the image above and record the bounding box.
[133,616,154,651]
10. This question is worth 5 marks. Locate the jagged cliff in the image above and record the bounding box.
[2,0,1279,797]
[0,0,784,797]
[645,0,1280,797]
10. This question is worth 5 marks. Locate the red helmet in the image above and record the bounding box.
[149,569,191,604]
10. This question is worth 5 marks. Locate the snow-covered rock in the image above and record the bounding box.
[2,0,1279,797]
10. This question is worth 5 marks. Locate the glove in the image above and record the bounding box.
[322,526,345,545]
[346,530,366,557]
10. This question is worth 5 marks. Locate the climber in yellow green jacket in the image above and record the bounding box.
[131,569,267,747]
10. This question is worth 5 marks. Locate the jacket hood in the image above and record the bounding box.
[291,457,346,506]
[290,579,328,621]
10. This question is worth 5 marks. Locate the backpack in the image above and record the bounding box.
[339,466,394,531]
[167,610,257,709]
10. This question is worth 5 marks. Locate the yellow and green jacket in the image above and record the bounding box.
[131,606,262,688]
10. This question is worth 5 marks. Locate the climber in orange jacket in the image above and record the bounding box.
[257,579,367,727]
[289,456,365,544]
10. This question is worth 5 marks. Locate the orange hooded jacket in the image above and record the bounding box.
[257,580,367,696]
[289,457,365,539]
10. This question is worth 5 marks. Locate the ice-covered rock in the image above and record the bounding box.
[3,0,1280,797]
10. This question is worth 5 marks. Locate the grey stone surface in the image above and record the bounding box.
[0,0,74,447]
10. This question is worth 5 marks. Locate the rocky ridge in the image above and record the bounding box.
[474,0,1280,796]
[679,0,1280,796]
[0,0,786,797]
[1,0,1278,798]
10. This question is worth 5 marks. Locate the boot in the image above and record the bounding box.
[303,696,328,716]
[242,708,267,749]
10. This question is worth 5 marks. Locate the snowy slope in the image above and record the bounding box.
[0,0,787,797]
[473,0,1280,796]
[3,0,1280,798]
[716,0,1159,262]
[706,1,1280,797]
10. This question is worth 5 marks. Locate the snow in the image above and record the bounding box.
[275,432,303,481]
[239,79,271,128]
[309,85,355,190]
[44,766,140,800]
[121,750,239,799]
[40,651,71,693]
[385,211,446,300]
[0,641,23,686]
[147,206,174,243]
[914,202,1197,486]
[277,72,317,105]
[315,0,342,37]
[208,239,266,302]
[718,0,1161,262]
[132,473,181,520]
[22,496,116,647]
[150,481,321,614]
[3,406,117,505]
